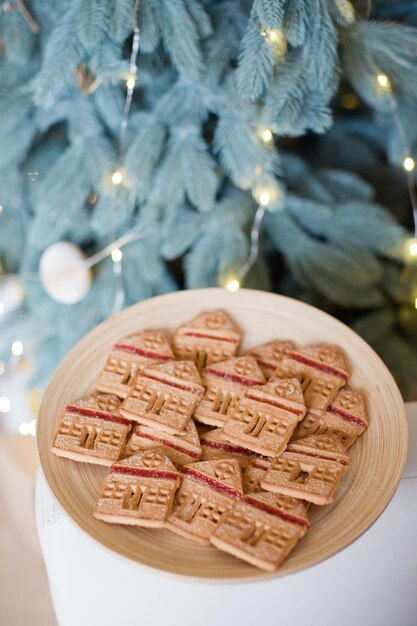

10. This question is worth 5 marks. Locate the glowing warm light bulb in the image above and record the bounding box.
[111,171,123,185]
[111,248,123,263]
[11,340,23,356]
[405,237,417,259]
[261,129,273,143]
[225,279,240,292]
[403,157,415,172]
[0,302,3,315]
[267,29,281,43]
[0,396,11,413]
[19,422,30,435]
[0,205,3,213]
[259,191,271,206]
[377,73,390,89]
[126,77,136,90]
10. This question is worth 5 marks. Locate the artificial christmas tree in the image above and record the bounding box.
[1,0,417,403]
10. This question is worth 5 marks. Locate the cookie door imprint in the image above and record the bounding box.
[261,434,350,505]
[211,492,309,571]
[51,393,132,466]
[194,356,265,427]
[93,449,181,527]
[275,344,349,416]
[121,360,204,434]
[96,330,174,399]
[173,310,241,369]
[292,387,369,448]
[222,378,306,457]
[166,458,243,545]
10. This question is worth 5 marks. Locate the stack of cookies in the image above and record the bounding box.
[51,310,368,572]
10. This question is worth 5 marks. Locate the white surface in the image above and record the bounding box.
[36,404,417,626]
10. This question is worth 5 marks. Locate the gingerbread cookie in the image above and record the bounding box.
[200,427,260,470]
[93,449,180,527]
[246,340,297,380]
[194,356,265,427]
[211,491,309,571]
[275,344,349,416]
[242,458,271,493]
[261,434,350,505]
[292,387,368,448]
[166,458,243,545]
[51,394,132,466]
[123,420,202,466]
[120,360,204,434]
[96,330,174,399]
[222,377,306,457]
[173,310,241,369]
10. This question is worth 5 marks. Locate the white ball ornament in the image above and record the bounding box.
[39,242,92,304]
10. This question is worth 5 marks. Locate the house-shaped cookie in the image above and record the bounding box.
[166,458,243,545]
[261,434,350,505]
[194,356,265,427]
[211,491,309,571]
[275,344,349,416]
[292,387,368,448]
[120,360,204,434]
[173,310,241,369]
[93,449,180,527]
[246,340,297,380]
[123,419,202,466]
[222,377,306,457]
[51,393,132,466]
[96,330,174,399]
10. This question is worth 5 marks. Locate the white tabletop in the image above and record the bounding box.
[36,403,417,626]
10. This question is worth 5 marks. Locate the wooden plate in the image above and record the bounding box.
[37,289,408,582]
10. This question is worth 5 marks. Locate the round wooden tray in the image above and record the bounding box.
[37,289,408,582]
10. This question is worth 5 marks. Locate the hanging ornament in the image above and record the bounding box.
[39,242,92,304]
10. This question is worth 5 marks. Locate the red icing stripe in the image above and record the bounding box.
[110,465,179,480]
[245,393,304,416]
[182,467,241,498]
[66,405,131,427]
[242,495,309,529]
[200,438,258,458]
[183,332,239,344]
[114,343,172,361]
[327,404,366,428]
[204,368,261,387]
[287,352,348,381]
[140,373,203,397]
[287,447,349,466]
[256,359,277,371]
[133,431,200,459]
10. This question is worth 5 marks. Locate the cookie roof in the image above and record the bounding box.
[182,458,243,496]
[203,356,266,386]
[286,344,349,381]
[287,433,350,466]
[175,310,241,342]
[133,419,201,451]
[326,387,368,428]
[110,448,180,480]
[242,491,310,528]
[246,340,297,371]
[113,330,174,360]
[141,360,204,394]
[245,377,306,417]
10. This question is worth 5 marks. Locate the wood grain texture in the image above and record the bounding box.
[37,289,408,582]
